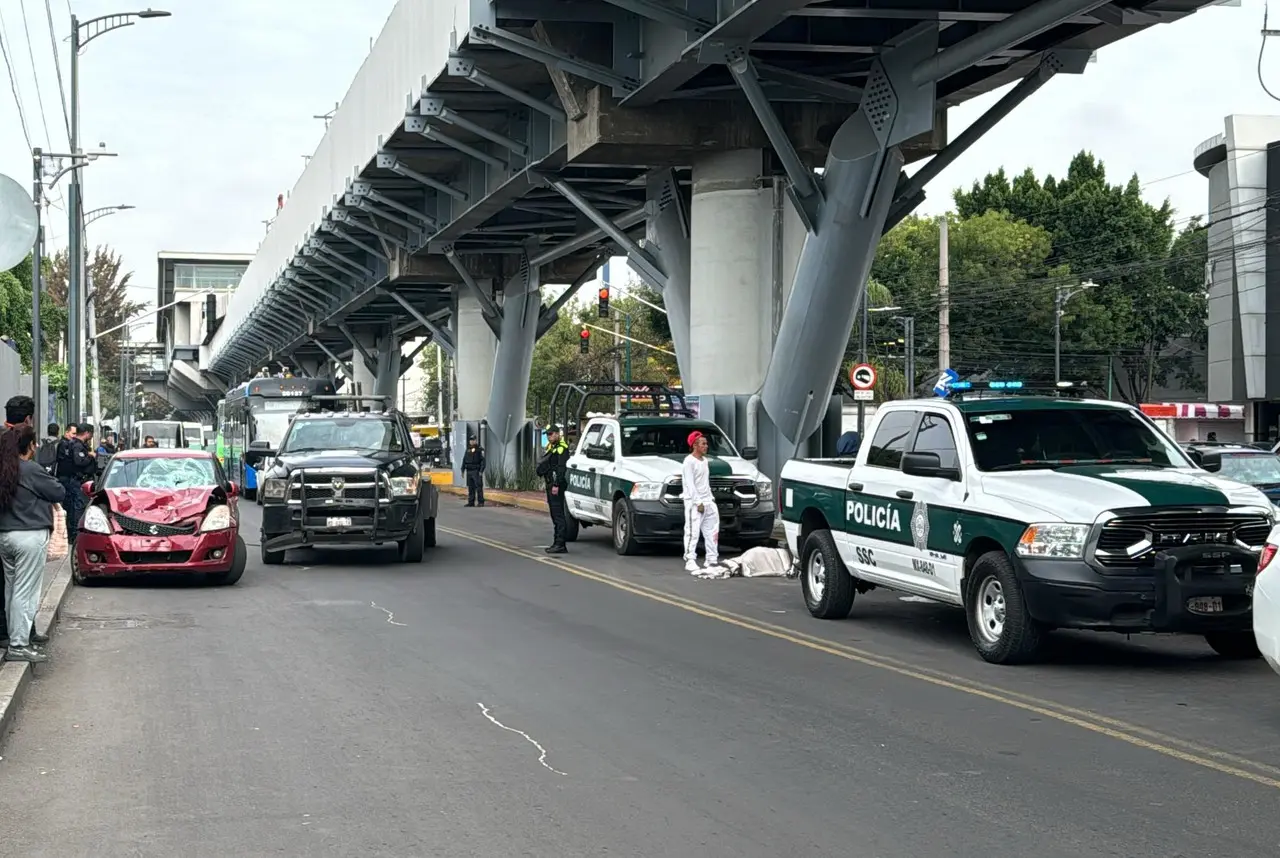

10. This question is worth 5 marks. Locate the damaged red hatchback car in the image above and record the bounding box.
[74,448,247,585]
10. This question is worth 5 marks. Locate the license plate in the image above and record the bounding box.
[326,517,353,528]
[1187,596,1223,614]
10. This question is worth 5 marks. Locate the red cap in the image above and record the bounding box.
[687,431,704,449]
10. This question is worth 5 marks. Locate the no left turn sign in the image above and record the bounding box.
[850,362,877,391]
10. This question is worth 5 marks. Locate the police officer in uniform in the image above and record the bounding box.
[536,425,571,554]
[55,424,96,544]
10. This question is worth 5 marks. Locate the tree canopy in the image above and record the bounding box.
[0,254,68,376]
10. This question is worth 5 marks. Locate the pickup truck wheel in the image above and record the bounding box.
[965,551,1046,664]
[801,529,855,619]
[422,516,437,548]
[398,523,426,562]
[260,541,285,566]
[208,537,247,585]
[1204,631,1261,659]
[612,498,640,555]
[564,513,580,543]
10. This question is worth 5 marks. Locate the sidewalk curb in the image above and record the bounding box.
[440,484,787,541]
[0,555,74,752]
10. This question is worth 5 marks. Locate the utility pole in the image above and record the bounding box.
[857,296,869,437]
[31,149,44,411]
[1054,280,1097,384]
[87,270,101,422]
[937,215,950,370]
[896,315,916,396]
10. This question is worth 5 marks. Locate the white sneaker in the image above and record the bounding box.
[704,561,719,569]
[684,562,699,573]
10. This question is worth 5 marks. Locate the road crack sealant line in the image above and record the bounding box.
[370,602,406,626]
[440,526,1280,791]
[477,702,568,776]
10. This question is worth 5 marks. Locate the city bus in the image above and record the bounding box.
[217,375,338,498]
[131,420,183,449]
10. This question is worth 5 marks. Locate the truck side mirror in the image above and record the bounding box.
[1197,450,1223,473]
[740,446,758,460]
[902,451,961,481]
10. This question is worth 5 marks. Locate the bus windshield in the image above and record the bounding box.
[252,398,307,448]
[136,421,183,448]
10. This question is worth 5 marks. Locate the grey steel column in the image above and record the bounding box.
[67,16,82,422]
[372,326,400,402]
[31,148,43,410]
[645,169,692,386]
[485,255,542,478]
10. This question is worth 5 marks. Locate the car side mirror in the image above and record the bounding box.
[740,446,758,461]
[1198,450,1223,473]
[901,451,961,481]
[227,481,239,497]
[81,481,94,496]
[249,440,271,451]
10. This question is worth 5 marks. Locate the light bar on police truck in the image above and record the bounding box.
[948,380,1092,398]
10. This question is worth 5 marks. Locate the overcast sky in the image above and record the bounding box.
[0,0,1275,334]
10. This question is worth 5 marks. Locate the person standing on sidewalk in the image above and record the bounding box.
[0,425,63,662]
[0,395,37,649]
[536,426,571,554]
[55,424,96,545]
[681,431,720,573]
[461,437,486,507]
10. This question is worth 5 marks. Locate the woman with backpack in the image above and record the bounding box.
[0,425,66,662]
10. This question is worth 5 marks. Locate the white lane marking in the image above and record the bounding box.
[370,602,406,626]
[477,702,568,776]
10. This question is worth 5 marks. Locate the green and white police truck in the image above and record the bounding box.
[778,381,1274,665]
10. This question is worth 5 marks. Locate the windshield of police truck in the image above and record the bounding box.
[620,423,737,457]
[963,405,1192,471]
[279,417,405,454]
[1217,452,1280,486]
[103,456,218,489]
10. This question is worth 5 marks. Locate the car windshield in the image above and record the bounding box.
[1218,452,1280,485]
[280,418,403,454]
[620,424,737,457]
[963,405,1191,472]
[103,456,217,489]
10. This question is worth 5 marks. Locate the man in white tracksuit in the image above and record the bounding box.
[682,430,720,573]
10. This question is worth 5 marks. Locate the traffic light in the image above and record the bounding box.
[598,287,610,318]
[579,327,590,354]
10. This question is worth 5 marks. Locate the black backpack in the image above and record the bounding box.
[36,438,58,472]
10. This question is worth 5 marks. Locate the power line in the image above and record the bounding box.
[16,0,53,147]
[43,0,70,144]
[0,5,33,149]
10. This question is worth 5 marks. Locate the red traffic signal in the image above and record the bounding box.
[579,327,590,353]
[598,286,610,318]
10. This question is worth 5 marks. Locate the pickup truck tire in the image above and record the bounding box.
[398,524,426,562]
[1204,631,1261,659]
[422,516,437,548]
[208,537,247,586]
[965,551,1046,664]
[564,513,580,543]
[612,498,640,556]
[260,542,285,566]
[801,529,855,620]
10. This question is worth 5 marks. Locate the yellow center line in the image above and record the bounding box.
[440,526,1280,790]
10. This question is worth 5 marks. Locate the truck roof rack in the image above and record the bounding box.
[547,381,690,433]
[947,380,1095,401]
[304,394,393,413]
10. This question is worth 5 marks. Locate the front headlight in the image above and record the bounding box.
[755,477,773,497]
[389,475,419,496]
[630,481,664,501]
[81,505,110,534]
[261,478,288,500]
[200,505,233,532]
[1016,523,1090,559]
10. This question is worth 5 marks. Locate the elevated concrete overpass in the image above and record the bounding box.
[200,0,1225,475]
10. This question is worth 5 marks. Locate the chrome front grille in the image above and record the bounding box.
[1094,510,1271,567]
[664,476,758,505]
[113,513,196,537]
[288,470,382,504]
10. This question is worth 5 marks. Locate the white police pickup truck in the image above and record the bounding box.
[778,384,1275,664]
[563,413,776,555]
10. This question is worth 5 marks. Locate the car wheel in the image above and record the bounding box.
[801,529,854,619]
[564,513,580,543]
[71,555,101,587]
[612,498,639,556]
[964,550,1047,665]
[422,516,437,548]
[1204,631,1261,659]
[208,536,247,585]
[260,540,286,566]
[398,523,426,562]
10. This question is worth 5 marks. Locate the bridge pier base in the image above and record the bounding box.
[347,327,401,407]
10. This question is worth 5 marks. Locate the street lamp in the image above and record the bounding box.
[67,8,170,422]
[1054,280,1097,384]
[82,205,135,422]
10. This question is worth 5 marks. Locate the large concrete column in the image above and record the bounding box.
[645,170,692,386]
[484,257,542,478]
[349,340,377,399]
[454,279,497,420]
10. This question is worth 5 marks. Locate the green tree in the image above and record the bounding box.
[0,253,68,370]
[953,152,1204,399]
[46,246,145,416]
[417,344,453,425]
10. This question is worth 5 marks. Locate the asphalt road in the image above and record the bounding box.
[1,499,1279,857]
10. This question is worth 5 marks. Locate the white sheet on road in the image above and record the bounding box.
[693,546,794,580]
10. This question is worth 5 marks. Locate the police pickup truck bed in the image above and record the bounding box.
[779,390,1274,664]
[249,407,439,564]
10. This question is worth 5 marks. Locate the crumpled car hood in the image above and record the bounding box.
[101,487,215,523]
